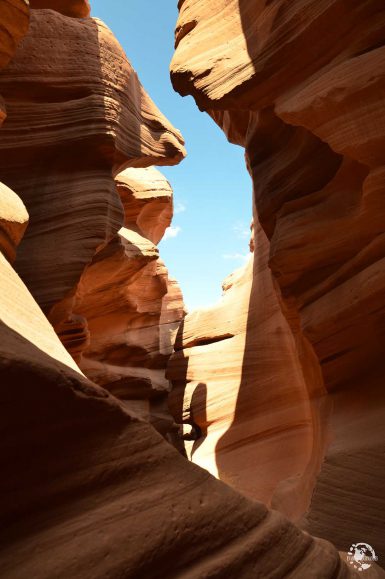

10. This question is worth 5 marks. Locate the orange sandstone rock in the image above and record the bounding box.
[0,0,29,70]
[171,0,385,562]
[0,3,370,576]
[168,223,327,522]
[0,189,357,579]
[0,10,185,361]
[29,0,90,18]
[0,182,28,263]
[0,0,30,123]
[70,167,186,434]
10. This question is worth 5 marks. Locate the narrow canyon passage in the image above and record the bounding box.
[0,1,384,578]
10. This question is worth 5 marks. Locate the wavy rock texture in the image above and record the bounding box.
[29,0,90,17]
[0,3,366,576]
[0,9,185,362]
[168,223,327,522]
[0,320,357,578]
[1,188,361,579]
[70,167,186,435]
[4,173,365,577]
[171,0,385,563]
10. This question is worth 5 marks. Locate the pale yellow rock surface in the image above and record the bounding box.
[169,224,327,522]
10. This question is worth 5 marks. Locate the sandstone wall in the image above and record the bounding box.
[0,8,186,432]
[0,0,379,576]
[170,0,385,562]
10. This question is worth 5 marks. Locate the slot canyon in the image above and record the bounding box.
[0,0,384,577]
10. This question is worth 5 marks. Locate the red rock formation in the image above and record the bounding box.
[0,0,29,71]
[0,190,359,576]
[0,306,356,578]
[0,0,30,193]
[0,9,185,380]
[71,167,186,435]
[170,0,385,563]
[168,223,327,522]
[0,9,184,308]
[0,4,365,576]
[29,0,90,17]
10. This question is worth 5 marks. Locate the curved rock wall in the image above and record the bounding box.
[29,0,91,17]
[72,167,186,435]
[0,8,186,432]
[168,222,327,522]
[170,0,385,562]
[0,1,379,577]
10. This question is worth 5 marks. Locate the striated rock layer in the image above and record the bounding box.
[170,0,385,563]
[168,222,327,522]
[0,4,366,577]
[0,9,186,431]
[0,175,358,579]
[0,9,185,314]
[0,260,357,578]
[72,167,186,435]
[0,0,30,217]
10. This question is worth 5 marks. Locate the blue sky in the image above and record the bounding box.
[91,0,252,311]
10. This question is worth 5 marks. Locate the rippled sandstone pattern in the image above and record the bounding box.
[0,3,365,577]
[170,0,385,563]
[168,222,327,522]
[0,8,185,372]
[72,167,186,435]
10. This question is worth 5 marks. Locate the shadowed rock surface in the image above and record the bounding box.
[170,0,385,564]
[0,0,382,577]
[0,9,186,435]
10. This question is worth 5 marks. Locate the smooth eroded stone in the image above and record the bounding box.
[0,10,185,313]
[29,0,90,18]
[168,223,327,522]
[67,168,185,436]
[170,0,385,561]
[0,272,355,578]
[116,166,174,244]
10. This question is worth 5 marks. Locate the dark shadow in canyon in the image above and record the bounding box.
[190,382,208,457]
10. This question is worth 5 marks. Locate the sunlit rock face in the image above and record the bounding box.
[0,10,185,315]
[0,10,185,428]
[29,0,91,17]
[70,167,186,435]
[170,0,385,560]
[168,222,327,522]
[0,175,356,579]
[0,2,363,576]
